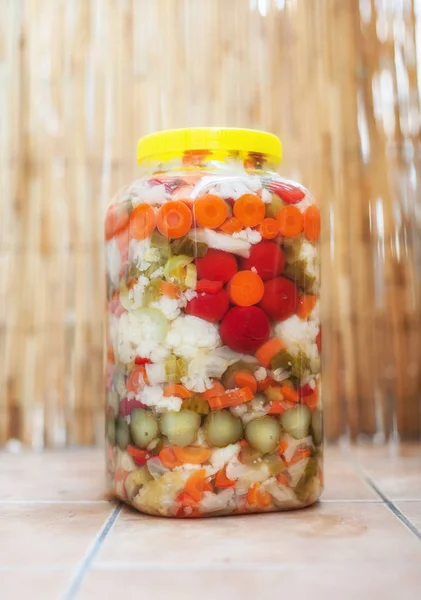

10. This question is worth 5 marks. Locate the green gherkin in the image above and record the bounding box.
[182,396,210,415]
[294,455,319,503]
[170,236,208,258]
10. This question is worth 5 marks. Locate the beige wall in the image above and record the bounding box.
[1,0,420,446]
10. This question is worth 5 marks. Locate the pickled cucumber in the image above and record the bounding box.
[204,411,243,447]
[281,405,311,439]
[170,236,208,258]
[294,455,319,503]
[165,356,188,383]
[182,395,210,415]
[159,410,200,447]
[144,278,162,304]
[311,409,323,446]
[271,350,308,379]
[265,193,283,219]
[130,409,159,449]
[221,361,257,389]
[106,417,116,445]
[263,453,287,475]
[150,231,171,259]
[245,416,281,454]
[125,466,153,500]
[115,417,130,450]
[283,260,316,293]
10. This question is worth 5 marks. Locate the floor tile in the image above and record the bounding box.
[351,443,421,500]
[395,501,421,534]
[0,449,106,501]
[322,446,378,500]
[77,564,421,600]
[0,572,70,600]
[0,503,114,568]
[95,502,421,568]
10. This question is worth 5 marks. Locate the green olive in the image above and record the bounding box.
[130,409,159,449]
[115,417,130,450]
[245,416,281,454]
[311,409,323,446]
[204,410,243,447]
[281,405,311,439]
[125,467,153,500]
[159,410,200,447]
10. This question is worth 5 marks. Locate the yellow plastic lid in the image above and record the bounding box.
[137,127,282,164]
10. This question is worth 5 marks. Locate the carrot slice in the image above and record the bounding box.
[129,204,156,240]
[160,280,181,299]
[280,385,299,403]
[126,366,146,393]
[157,201,192,239]
[255,338,285,368]
[234,194,266,227]
[277,205,304,237]
[257,377,274,392]
[185,469,207,502]
[303,204,320,242]
[303,387,319,411]
[173,447,211,464]
[258,217,279,239]
[194,194,228,229]
[296,294,318,319]
[163,384,192,399]
[288,447,311,466]
[277,472,289,486]
[234,371,257,395]
[159,446,182,469]
[105,204,130,240]
[220,217,243,234]
[207,387,254,410]
[247,483,271,507]
[227,270,264,307]
[201,380,225,401]
[267,401,287,415]
[277,440,289,456]
[127,445,150,465]
[215,467,236,489]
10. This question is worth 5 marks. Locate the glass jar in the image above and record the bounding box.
[105,128,322,517]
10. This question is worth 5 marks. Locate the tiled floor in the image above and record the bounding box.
[0,445,420,600]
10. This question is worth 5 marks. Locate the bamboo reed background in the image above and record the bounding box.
[1,0,421,447]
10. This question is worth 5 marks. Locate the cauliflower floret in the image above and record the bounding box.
[254,367,267,382]
[199,488,236,514]
[233,228,262,245]
[210,443,241,471]
[165,315,221,359]
[150,266,164,280]
[130,182,167,207]
[201,175,261,200]
[128,238,152,271]
[139,385,182,412]
[106,238,121,286]
[261,188,272,203]
[150,344,171,363]
[151,296,181,321]
[297,239,318,279]
[189,229,251,258]
[274,315,319,355]
[120,275,149,310]
[181,352,231,393]
[117,310,168,363]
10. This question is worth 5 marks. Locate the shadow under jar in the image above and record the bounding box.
[105,128,322,517]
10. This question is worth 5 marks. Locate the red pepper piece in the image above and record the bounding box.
[267,182,305,204]
[196,279,224,294]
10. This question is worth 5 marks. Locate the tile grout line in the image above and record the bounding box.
[61,502,122,600]
[344,453,421,543]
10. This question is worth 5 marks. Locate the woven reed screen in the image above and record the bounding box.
[1,0,420,447]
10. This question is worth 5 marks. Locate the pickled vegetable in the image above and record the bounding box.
[281,405,311,439]
[170,236,208,258]
[115,417,130,450]
[106,128,322,517]
[182,395,210,415]
[159,410,200,447]
[125,467,153,500]
[130,409,159,449]
[204,411,243,447]
[311,409,323,446]
[245,416,281,454]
